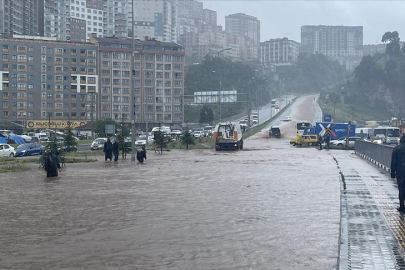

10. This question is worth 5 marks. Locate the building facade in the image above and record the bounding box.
[300,25,363,70]
[128,0,178,43]
[0,36,98,126]
[43,0,128,42]
[225,13,260,60]
[90,35,185,128]
[202,9,217,27]
[0,0,44,37]
[259,38,300,66]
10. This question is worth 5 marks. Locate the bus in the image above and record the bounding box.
[296,121,312,133]
[373,126,400,145]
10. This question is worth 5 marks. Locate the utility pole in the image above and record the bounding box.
[216,48,231,122]
[130,0,136,162]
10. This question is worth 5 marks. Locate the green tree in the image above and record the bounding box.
[199,105,214,124]
[94,119,118,138]
[63,120,78,150]
[153,131,167,154]
[382,31,401,56]
[181,130,195,150]
[116,119,131,158]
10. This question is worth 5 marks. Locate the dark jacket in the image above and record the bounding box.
[391,141,405,178]
[113,142,119,153]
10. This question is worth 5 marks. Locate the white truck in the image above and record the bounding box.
[213,122,243,151]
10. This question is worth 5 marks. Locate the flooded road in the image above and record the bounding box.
[0,95,341,269]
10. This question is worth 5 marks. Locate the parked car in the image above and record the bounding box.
[193,130,204,138]
[134,135,154,146]
[90,138,107,150]
[331,137,362,148]
[0,143,16,157]
[15,143,45,157]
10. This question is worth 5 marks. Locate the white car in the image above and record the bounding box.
[193,131,204,138]
[282,116,292,121]
[0,143,16,157]
[134,135,154,146]
[90,138,107,150]
[331,137,362,148]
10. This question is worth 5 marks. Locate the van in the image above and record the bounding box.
[290,133,318,146]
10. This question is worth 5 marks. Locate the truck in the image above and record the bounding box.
[303,122,356,140]
[213,122,243,151]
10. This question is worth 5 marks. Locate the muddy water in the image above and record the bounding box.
[0,95,340,270]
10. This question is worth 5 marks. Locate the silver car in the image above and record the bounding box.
[90,138,107,150]
[0,143,16,157]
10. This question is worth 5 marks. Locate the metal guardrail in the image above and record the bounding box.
[354,140,394,172]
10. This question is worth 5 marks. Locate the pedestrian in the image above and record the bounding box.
[391,135,405,212]
[317,134,323,150]
[44,149,59,177]
[325,129,331,150]
[136,145,147,164]
[113,139,119,162]
[103,138,113,161]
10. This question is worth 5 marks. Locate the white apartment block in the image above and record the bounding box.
[259,38,300,66]
[128,0,177,43]
[44,0,127,42]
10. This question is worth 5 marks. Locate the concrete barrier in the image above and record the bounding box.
[354,140,394,173]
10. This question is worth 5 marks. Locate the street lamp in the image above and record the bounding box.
[130,0,136,162]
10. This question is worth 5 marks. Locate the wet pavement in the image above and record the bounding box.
[1,95,405,269]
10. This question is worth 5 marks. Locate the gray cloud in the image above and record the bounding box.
[201,1,405,44]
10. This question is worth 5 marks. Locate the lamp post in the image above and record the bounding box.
[130,0,136,162]
[216,48,232,122]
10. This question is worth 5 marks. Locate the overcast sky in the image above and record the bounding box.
[201,1,405,44]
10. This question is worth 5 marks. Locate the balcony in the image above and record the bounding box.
[2,48,9,52]
[71,116,77,120]
[88,89,96,93]
[41,87,46,92]
[88,53,95,58]
[71,107,77,110]
[18,78,26,82]
[71,52,77,56]
[80,116,86,120]
[18,49,26,54]
[80,80,86,84]
[2,76,8,81]
[80,62,86,66]
[18,87,26,91]
[80,71,86,75]
[17,59,26,63]
[55,52,63,56]
[3,96,8,100]
[55,79,62,83]
[18,115,26,119]
[80,107,86,110]
[2,58,8,62]
[88,62,95,66]
[80,89,86,93]
[2,67,9,71]
[55,97,62,101]
[55,88,62,92]
[88,80,96,85]
[71,79,77,83]
[18,106,26,110]
[41,106,47,110]
[55,116,63,120]
[55,61,62,65]
[2,86,9,90]
[80,53,85,57]
[18,68,26,72]
[17,97,26,100]
[55,107,62,111]
[41,97,46,101]
[88,71,95,75]
[71,70,77,74]
[2,106,8,109]
[41,69,46,74]
[2,115,9,119]
[71,88,77,93]
[41,60,46,64]
[71,98,77,101]
[55,70,62,74]
[71,61,77,65]
[41,79,46,83]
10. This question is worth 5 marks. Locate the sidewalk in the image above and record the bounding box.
[333,150,405,269]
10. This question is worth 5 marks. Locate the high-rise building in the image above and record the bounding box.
[259,38,300,66]
[127,0,177,43]
[0,36,98,126]
[43,0,128,42]
[0,0,44,37]
[177,0,203,38]
[90,35,185,128]
[300,25,363,70]
[225,13,260,59]
[203,9,217,27]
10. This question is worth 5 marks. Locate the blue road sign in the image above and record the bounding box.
[324,114,332,122]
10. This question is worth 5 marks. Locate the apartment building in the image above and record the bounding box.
[225,13,260,60]
[90,35,185,128]
[203,9,217,27]
[0,36,98,127]
[127,0,177,43]
[0,0,44,37]
[300,25,363,70]
[259,38,300,66]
